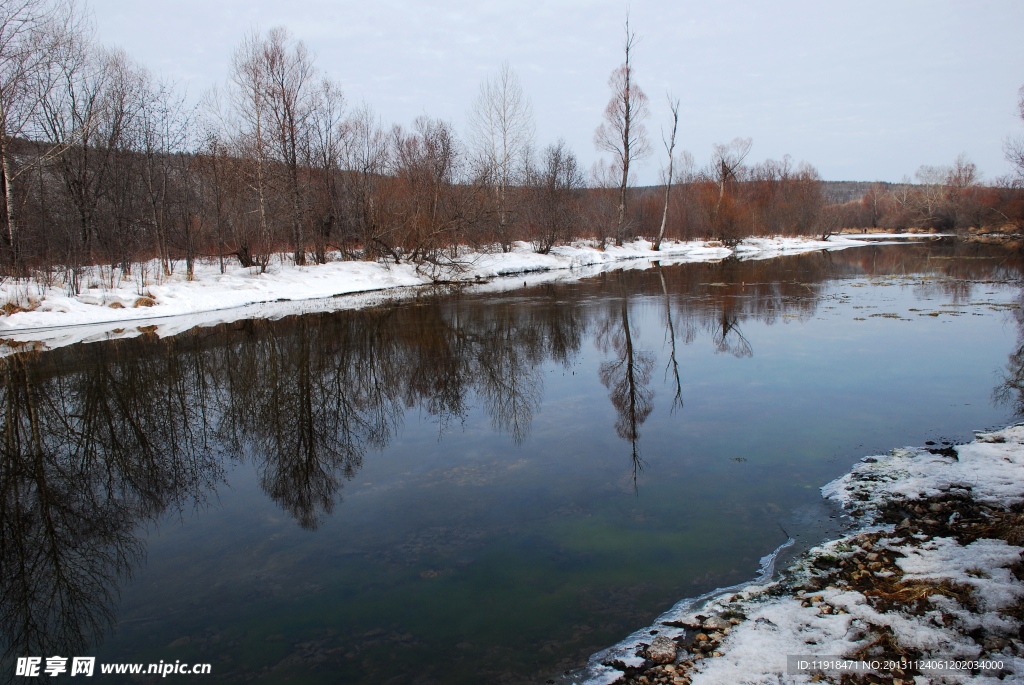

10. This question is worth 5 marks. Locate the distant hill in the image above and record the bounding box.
[635,180,910,205]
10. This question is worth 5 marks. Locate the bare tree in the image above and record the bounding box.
[140,76,192,276]
[0,0,79,267]
[467,61,534,252]
[339,104,389,260]
[40,44,147,274]
[1005,85,1024,187]
[228,30,275,272]
[261,27,315,266]
[711,137,752,210]
[914,164,952,230]
[527,138,583,254]
[654,95,679,250]
[307,77,344,264]
[945,152,981,230]
[594,18,650,247]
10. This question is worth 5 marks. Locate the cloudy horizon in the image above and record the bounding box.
[89,0,1024,185]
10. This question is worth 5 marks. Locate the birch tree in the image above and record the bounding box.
[467,62,534,252]
[654,95,679,250]
[594,19,650,247]
[228,30,274,272]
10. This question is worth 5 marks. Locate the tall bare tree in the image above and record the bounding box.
[1005,85,1024,187]
[261,27,314,266]
[467,62,534,252]
[140,76,192,276]
[339,104,389,260]
[307,77,344,264]
[228,30,275,272]
[654,95,679,250]
[594,18,650,247]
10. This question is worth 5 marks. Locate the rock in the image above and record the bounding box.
[647,635,677,664]
[702,615,730,631]
[695,633,709,642]
[983,636,1009,651]
[865,552,879,561]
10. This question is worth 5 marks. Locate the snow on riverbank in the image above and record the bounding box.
[569,426,1024,685]
[0,235,904,348]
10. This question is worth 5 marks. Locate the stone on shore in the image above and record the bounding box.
[647,635,677,664]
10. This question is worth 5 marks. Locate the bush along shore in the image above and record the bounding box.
[567,425,1024,685]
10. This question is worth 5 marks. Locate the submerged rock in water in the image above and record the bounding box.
[647,635,677,664]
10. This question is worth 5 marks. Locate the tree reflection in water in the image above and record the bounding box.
[597,273,656,489]
[0,340,222,673]
[1,241,1016,674]
[994,291,1024,416]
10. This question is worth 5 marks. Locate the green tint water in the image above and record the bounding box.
[3,240,1023,683]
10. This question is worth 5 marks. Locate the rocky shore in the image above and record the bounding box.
[571,426,1024,685]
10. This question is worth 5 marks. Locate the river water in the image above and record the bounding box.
[2,239,1023,683]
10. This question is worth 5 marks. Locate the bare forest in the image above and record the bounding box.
[1,1,1023,289]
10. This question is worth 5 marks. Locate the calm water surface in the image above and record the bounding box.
[3,240,1024,683]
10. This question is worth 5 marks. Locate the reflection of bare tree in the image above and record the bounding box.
[218,313,405,530]
[0,341,221,679]
[656,263,684,414]
[404,301,474,437]
[597,273,655,489]
[476,304,543,445]
[534,287,587,366]
[712,307,753,358]
[994,293,1024,416]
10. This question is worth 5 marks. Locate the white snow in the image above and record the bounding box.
[823,426,1024,510]
[0,235,896,351]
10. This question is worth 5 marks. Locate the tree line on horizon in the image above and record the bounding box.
[1,1,1023,289]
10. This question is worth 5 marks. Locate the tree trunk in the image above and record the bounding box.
[1,136,18,268]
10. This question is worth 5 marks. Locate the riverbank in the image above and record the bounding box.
[0,234,912,347]
[569,425,1024,685]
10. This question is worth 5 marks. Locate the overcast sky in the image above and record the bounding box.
[87,0,1024,184]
